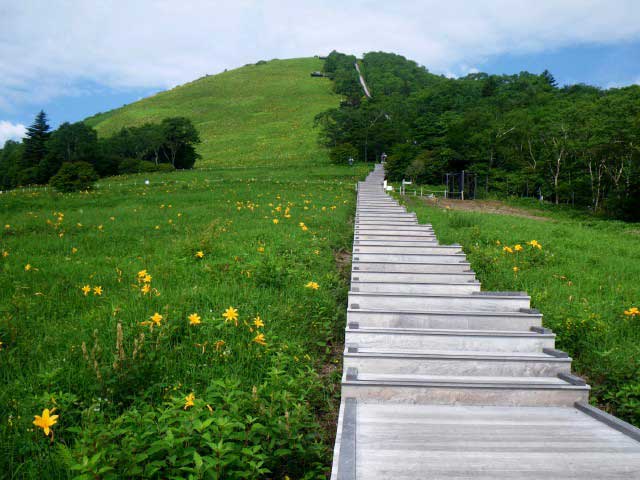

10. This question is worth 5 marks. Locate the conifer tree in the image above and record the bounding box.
[541,69,558,88]
[21,110,51,170]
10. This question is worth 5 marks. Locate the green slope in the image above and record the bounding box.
[86,57,336,168]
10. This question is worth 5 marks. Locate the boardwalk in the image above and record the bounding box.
[331,164,640,479]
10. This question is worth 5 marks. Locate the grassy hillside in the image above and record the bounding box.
[401,196,640,427]
[1,58,369,478]
[86,58,334,168]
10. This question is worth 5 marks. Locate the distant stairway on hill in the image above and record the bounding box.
[331,163,640,480]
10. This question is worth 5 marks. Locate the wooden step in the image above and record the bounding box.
[345,326,555,352]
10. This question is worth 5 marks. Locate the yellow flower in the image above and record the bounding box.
[223,307,239,325]
[188,313,201,325]
[71,247,78,254]
[514,244,523,252]
[184,392,195,410]
[253,333,267,346]
[272,218,279,224]
[257,246,265,253]
[141,283,151,295]
[33,408,58,436]
[76,223,82,227]
[4,224,10,229]
[150,312,163,326]
[624,307,639,317]
[253,316,264,328]
[137,269,148,279]
[98,225,104,231]
[496,240,501,245]
[513,266,519,273]
[1,250,8,258]
[195,251,204,259]
[299,222,305,227]
[502,246,513,254]
[93,286,103,296]
[143,274,152,283]
[305,281,319,290]
[527,240,542,250]
[301,225,308,231]
[24,264,32,271]
[81,285,91,296]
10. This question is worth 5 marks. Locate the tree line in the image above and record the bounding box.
[316,50,640,220]
[0,112,201,192]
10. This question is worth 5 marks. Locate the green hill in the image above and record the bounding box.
[86,57,336,168]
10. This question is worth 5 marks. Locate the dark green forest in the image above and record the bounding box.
[0,112,200,192]
[316,51,640,220]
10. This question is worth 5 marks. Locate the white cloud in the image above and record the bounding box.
[0,121,26,147]
[1,0,640,110]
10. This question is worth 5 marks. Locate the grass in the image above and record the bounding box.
[0,58,371,478]
[401,195,640,426]
[86,58,335,169]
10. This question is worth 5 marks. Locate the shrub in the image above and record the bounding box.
[137,161,157,172]
[157,163,176,173]
[71,370,329,479]
[50,162,98,192]
[605,382,640,426]
[329,143,358,165]
[118,158,142,174]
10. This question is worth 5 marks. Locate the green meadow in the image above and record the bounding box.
[0,58,369,478]
[401,196,640,426]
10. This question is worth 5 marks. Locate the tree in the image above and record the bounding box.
[20,110,51,184]
[541,70,558,89]
[137,124,165,165]
[385,143,420,181]
[0,140,24,189]
[40,122,99,183]
[160,117,200,168]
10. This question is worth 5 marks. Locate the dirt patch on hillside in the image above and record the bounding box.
[421,197,551,222]
[334,249,352,280]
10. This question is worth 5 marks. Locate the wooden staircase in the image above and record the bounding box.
[331,164,640,479]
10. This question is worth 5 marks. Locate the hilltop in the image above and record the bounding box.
[86,57,336,168]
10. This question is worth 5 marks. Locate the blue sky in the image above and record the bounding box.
[2,1,640,145]
[478,40,640,88]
